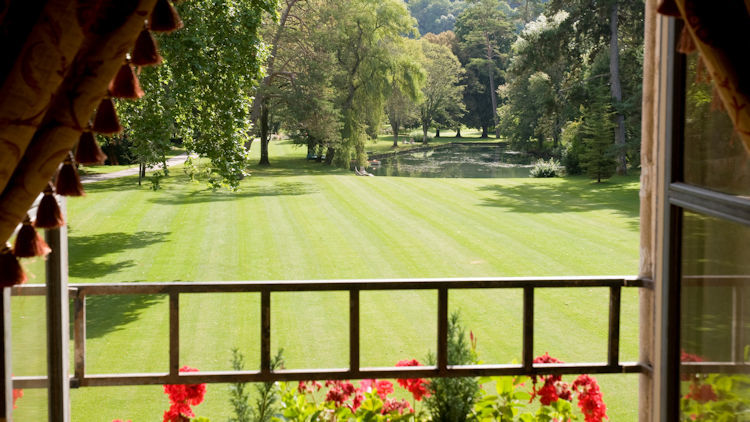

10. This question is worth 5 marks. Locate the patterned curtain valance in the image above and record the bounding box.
[658,0,750,154]
[0,0,181,285]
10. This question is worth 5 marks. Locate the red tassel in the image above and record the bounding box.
[0,244,26,287]
[109,63,144,99]
[55,153,85,197]
[677,25,696,55]
[75,131,108,165]
[35,184,65,229]
[93,97,122,135]
[150,0,183,33]
[656,0,680,17]
[131,29,162,66]
[13,217,51,258]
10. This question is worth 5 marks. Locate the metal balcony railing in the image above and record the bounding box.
[11,276,653,389]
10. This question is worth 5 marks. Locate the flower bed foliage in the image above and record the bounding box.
[679,350,750,421]
[112,316,612,422]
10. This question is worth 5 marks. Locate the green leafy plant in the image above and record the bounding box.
[274,378,419,422]
[679,350,750,421]
[229,348,284,422]
[150,170,165,191]
[472,353,607,422]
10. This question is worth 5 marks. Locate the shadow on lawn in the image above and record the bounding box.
[478,178,640,228]
[69,231,170,280]
[148,181,318,205]
[82,293,164,340]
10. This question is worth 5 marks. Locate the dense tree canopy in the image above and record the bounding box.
[116,0,276,189]
[406,0,467,35]
[115,0,644,183]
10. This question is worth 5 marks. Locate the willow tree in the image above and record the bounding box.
[321,0,422,167]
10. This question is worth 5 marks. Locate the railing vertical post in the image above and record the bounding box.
[732,284,745,363]
[437,288,448,373]
[523,287,534,371]
[0,288,12,421]
[349,289,360,376]
[169,292,179,378]
[46,222,71,422]
[73,290,86,385]
[261,290,271,373]
[608,286,622,367]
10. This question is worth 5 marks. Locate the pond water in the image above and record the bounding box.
[369,144,532,178]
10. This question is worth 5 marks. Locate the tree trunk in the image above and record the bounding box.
[422,123,429,144]
[307,137,315,158]
[108,143,119,165]
[391,121,399,147]
[455,127,462,138]
[435,128,440,138]
[258,100,270,166]
[316,144,323,162]
[481,126,488,138]
[485,34,500,139]
[609,1,627,175]
[324,147,335,165]
[525,0,529,23]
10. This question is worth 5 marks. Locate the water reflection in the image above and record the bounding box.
[369,144,532,178]
[680,211,750,418]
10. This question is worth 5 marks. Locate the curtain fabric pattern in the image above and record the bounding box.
[658,0,750,155]
[0,0,157,243]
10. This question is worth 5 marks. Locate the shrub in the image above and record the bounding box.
[229,349,284,422]
[530,158,563,178]
[410,133,434,144]
[425,312,480,422]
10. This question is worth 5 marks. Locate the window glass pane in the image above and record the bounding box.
[683,54,750,196]
[680,211,750,418]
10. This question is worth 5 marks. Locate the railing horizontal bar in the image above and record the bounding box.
[12,376,50,389]
[10,276,647,297]
[12,362,649,389]
[10,285,51,296]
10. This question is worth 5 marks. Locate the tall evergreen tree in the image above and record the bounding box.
[581,84,616,183]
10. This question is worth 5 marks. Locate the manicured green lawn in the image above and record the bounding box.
[12,140,640,421]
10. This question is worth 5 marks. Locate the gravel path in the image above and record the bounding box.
[80,153,189,184]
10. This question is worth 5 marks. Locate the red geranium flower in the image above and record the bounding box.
[375,380,394,399]
[324,380,356,407]
[382,398,413,415]
[395,359,431,401]
[530,353,568,406]
[572,374,608,422]
[685,382,718,404]
[162,366,206,422]
[12,388,22,409]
